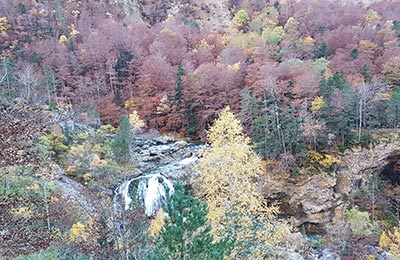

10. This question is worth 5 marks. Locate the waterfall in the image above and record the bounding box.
[113,154,200,217]
[142,175,174,216]
[115,174,174,216]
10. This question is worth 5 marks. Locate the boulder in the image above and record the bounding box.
[320,248,341,260]
[266,174,339,228]
[47,124,63,134]
[154,135,176,144]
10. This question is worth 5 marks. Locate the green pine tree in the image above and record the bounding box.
[324,91,357,147]
[386,87,400,128]
[0,57,16,100]
[175,60,185,109]
[113,89,124,107]
[112,115,133,163]
[252,110,280,159]
[361,65,372,83]
[319,73,358,146]
[393,20,400,39]
[41,66,58,106]
[251,93,304,159]
[312,41,332,60]
[320,72,350,100]
[146,183,233,260]
[184,99,199,137]
[240,85,258,126]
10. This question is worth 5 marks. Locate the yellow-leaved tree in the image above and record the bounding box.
[148,208,165,238]
[128,110,145,132]
[379,227,400,258]
[69,222,88,241]
[197,107,285,259]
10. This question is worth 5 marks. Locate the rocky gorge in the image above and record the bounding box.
[9,106,390,260]
[106,132,400,236]
[130,134,400,259]
[51,130,400,259]
[0,119,397,259]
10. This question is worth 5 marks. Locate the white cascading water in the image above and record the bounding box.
[114,154,199,217]
[143,175,173,216]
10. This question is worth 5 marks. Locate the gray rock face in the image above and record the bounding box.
[266,174,338,229]
[286,252,305,260]
[335,141,400,195]
[167,0,230,32]
[133,135,203,181]
[320,248,341,260]
[55,175,98,217]
[266,138,400,235]
[291,175,337,218]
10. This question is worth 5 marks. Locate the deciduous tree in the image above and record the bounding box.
[197,107,285,259]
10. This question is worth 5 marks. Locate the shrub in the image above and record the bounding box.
[346,206,378,236]
[37,134,69,165]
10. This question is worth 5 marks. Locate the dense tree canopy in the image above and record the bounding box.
[1,0,399,166]
[2,1,400,259]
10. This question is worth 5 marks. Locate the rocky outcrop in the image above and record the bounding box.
[118,0,144,23]
[335,140,400,195]
[55,175,99,217]
[266,137,400,234]
[266,174,339,233]
[141,0,231,30]
[193,0,231,31]
[132,135,203,182]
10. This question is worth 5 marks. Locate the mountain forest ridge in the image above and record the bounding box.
[1,0,400,259]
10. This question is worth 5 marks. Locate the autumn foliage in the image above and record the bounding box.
[1,0,400,165]
[197,107,286,259]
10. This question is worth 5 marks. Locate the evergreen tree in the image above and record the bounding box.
[252,110,281,158]
[251,93,303,159]
[326,89,358,146]
[146,183,233,260]
[184,99,198,137]
[386,87,400,128]
[240,85,258,126]
[112,115,133,163]
[55,0,65,25]
[361,65,372,83]
[319,72,358,146]
[393,20,400,39]
[320,72,350,100]
[369,97,389,129]
[0,57,16,100]
[312,42,332,59]
[350,48,359,60]
[113,89,124,107]
[41,66,57,105]
[115,52,134,78]
[175,60,185,109]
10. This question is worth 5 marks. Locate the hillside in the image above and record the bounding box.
[1,0,400,259]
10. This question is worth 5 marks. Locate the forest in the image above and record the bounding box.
[1,0,400,259]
